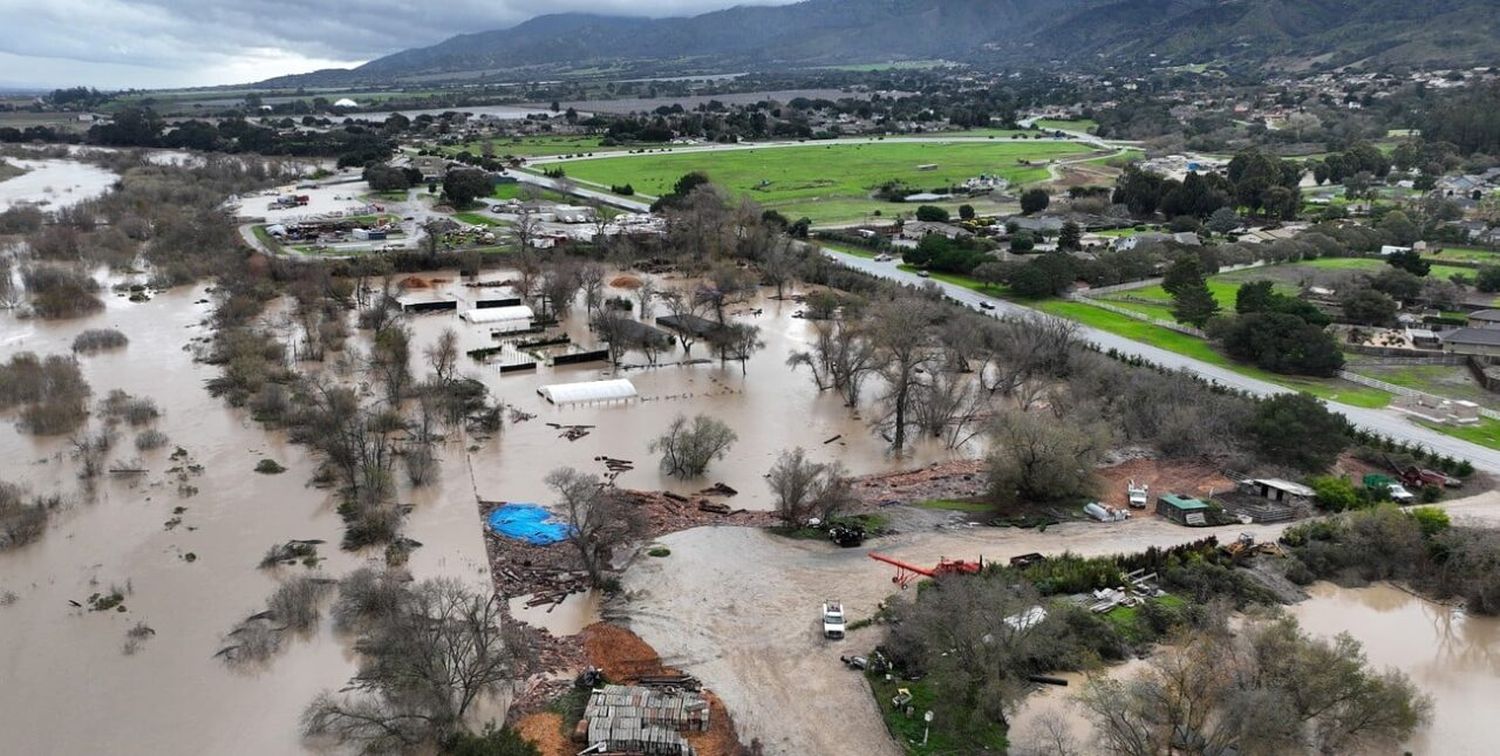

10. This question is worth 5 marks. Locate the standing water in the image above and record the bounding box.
[0,159,119,212]
[0,266,962,753]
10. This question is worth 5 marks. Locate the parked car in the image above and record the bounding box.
[978,301,995,310]
[822,601,846,640]
[916,270,931,278]
[1387,483,1416,503]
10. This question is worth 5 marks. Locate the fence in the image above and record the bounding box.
[1082,260,1269,297]
[1070,295,1207,337]
[1337,370,1500,421]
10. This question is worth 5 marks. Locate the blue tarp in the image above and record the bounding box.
[487,503,569,545]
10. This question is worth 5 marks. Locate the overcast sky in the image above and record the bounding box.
[0,0,795,90]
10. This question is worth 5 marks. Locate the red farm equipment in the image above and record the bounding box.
[869,552,983,588]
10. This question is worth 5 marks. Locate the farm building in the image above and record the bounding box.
[1241,478,1315,505]
[538,378,638,405]
[1440,327,1500,357]
[1157,493,1211,526]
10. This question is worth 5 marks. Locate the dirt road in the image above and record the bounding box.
[615,514,1297,756]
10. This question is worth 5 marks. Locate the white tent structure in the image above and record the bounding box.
[461,305,534,326]
[538,379,638,405]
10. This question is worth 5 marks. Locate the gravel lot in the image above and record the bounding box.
[615,514,1303,755]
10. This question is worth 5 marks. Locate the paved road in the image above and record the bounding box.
[822,248,1500,474]
[510,171,651,213]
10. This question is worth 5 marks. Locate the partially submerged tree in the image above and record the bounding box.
[766,447,857,525]
[650,414,738,478]
[304,574,532,752]
[545,467,643,586]
[1078,615,1431,755]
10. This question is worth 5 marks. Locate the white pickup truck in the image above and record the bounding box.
[822,601,846,640]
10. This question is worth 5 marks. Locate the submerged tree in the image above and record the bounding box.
[1077,615,1431,755]
[304,575,532,751]
[649,414,737,478]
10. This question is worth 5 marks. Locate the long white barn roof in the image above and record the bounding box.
[538,378,637,404]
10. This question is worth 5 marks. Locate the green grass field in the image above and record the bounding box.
[1297,257,1473,280]
[549,140,1093,223]
[1035,118,1099,134]
[1036,299,1392,408]
[450,135,612,158]
[1424,245,1500,265]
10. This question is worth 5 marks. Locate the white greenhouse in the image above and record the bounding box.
[460,305,534,326]
[537,379,638,405]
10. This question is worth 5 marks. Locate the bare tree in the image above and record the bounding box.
[871,297,940,450]
[578,262,607,322]
[660,286,708,355]
[695,264,755,326]
[512,250,542,304]
[912,366,989,449]
[650,414,737,478]
[303,576,531,751]
[766,447,856,525]
[371,324,413,406]
[635,276,657,320]
[511,205,540,252]
[546,467,643,586]
[710,322,765,374]
[424,328,459,385]
[538,261,582,318]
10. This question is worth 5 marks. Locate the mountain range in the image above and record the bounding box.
[262,0,1500,86]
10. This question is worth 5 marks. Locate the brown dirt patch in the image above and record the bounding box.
[516,712,570,756]
[852,460,986,507]
[610,275,643,289]
[581,622,666,681]
[1095,458,1235,511]
[399,275,430,289]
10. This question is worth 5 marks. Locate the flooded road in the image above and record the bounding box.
[0,158,118,212]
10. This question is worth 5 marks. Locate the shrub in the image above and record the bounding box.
[255,458,287,474]
[22,265,103,318]
[647,547,671,557]
[134,429,169,451]
[71,329,129,353]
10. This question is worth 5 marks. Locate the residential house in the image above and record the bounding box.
[1440,327,1500,357]
[898,221,972,241]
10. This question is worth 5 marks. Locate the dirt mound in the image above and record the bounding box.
[399,275,429,289]
[582,622,667,681]
[516,712,570,756]
[610,275,643,289]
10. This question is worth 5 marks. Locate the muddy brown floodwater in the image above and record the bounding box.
[0,158,119,212]
[0,266,957,753]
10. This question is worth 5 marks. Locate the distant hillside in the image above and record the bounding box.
[262,0,1500,86]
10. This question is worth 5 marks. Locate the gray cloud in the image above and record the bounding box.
[0,0,796,89]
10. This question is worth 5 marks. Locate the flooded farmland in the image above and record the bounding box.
[0,263,960,754]
[0,158,118,212]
